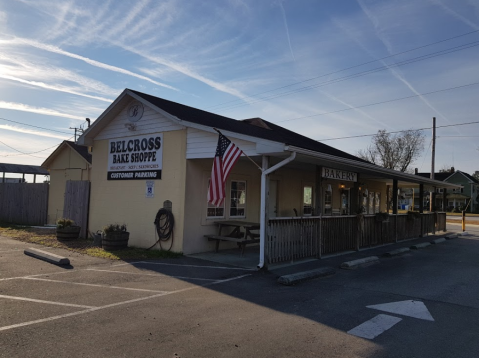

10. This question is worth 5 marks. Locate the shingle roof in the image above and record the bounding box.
[129,89,369,163]
[0,163,49,175]
[416,170,479,184]
[66,141,92,164]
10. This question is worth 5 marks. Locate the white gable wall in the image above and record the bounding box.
[95,100,185,141]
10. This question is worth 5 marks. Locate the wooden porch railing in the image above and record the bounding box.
[266,212,446,265]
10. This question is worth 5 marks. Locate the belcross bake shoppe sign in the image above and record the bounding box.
[107,134,163,180]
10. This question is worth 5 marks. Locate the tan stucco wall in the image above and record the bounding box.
[88,130,186,252]
[182,158,261,254]
[46,147,90,225]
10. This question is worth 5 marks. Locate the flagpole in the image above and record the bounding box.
[213,128,263,171]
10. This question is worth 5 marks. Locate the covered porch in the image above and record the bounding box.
[254,148,459,268]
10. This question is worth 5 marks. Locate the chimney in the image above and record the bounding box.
[415,168,418,175]
[451,167,454,173]
[86,118,91,128]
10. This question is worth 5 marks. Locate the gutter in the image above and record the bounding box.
[258,151,297,269]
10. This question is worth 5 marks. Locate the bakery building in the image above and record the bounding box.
[77,89,459,267]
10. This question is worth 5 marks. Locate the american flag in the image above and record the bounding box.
[208,132,243,207]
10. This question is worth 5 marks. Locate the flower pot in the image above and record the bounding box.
[102,232,129,250]
[56,226,81,240]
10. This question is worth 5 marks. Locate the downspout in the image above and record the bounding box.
[258,151,297,269]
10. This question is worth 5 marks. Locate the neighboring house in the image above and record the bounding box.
[41,140,92,225]
[415,168,479,213]
[77,89,459,266]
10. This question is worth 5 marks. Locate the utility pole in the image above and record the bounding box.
[430,117,436,212]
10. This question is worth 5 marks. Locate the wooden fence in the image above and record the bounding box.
[0,183,49,226]
[267,212,446,264]
[63,181,90,238]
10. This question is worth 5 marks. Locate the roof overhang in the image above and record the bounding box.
[284,145,462,189]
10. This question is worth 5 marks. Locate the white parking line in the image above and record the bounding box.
[0,273,251,332]
[22,277,169,293]
[0,294,95,309]
[131,261,256,271]
[86,268,218,281]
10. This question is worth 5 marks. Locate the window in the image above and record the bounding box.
[303,185,313,216]
[368,192,375,214]
[206,179,225,218]
[324,189,332,215]
[375,192,380,213]
[230,180,246,218]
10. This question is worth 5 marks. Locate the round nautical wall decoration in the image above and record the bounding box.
[127,101,144,122]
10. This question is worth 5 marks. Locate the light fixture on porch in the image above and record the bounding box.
[326,184,332,192]
[339,184,345,189]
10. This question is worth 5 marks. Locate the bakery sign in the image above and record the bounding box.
[107,134,163,180]
[322,167,357,182]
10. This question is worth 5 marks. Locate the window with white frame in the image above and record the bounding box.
[230,180,246,218]
[206,179,225,218]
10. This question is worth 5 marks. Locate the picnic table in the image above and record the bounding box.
[204,220,260,255]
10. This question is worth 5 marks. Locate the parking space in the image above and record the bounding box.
[0,238,253,333]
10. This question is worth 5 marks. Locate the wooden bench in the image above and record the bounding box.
[204,234,260,256]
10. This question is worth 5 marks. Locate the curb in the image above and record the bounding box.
[430,238,446,245]
[410,242,431,250]
[459,232,469,236]
[24,248,70,266]
[340,256,379,269]
[445,234,457,240]
[277,267,335,285]
[383,247,410,257]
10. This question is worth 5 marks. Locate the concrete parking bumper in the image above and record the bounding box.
[340,256,379,269]
[277,267,336,285]
[24,248,70,266]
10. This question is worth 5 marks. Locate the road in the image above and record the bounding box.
[1,229,479,358]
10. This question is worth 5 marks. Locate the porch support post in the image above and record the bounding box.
[315,166,322,216]
[392,179,398,215]
[419,184,424,237]
[419,184,424,213]
[386,185,390,213]
[443,189,447,211]
[350,174,360,215]
[258,152,297,270]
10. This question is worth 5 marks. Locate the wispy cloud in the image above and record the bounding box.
[8,37,178,91]
[0,74,113,102]
[278,1,295,61]
[0,124,69,139]
[0,101,85,120]
[429,0,479,30]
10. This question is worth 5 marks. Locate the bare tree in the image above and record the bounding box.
[357,129,425,172]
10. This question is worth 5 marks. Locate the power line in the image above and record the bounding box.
[0,117,72,135]
[316,121,479,141]
[0,136,74,158]
[215,40,479,112]
[206,29,479,112]
[279,82,479,124]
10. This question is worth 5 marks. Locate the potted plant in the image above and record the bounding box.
[375,212,389,222]
[102,224,129,250]
[56,218,81,240]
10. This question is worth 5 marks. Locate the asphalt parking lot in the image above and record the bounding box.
[0,238,253,334]
[2,226,479,358]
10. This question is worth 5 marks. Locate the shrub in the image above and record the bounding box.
[56,218,75,229]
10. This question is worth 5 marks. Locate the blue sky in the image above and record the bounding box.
[1,0,478,179]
